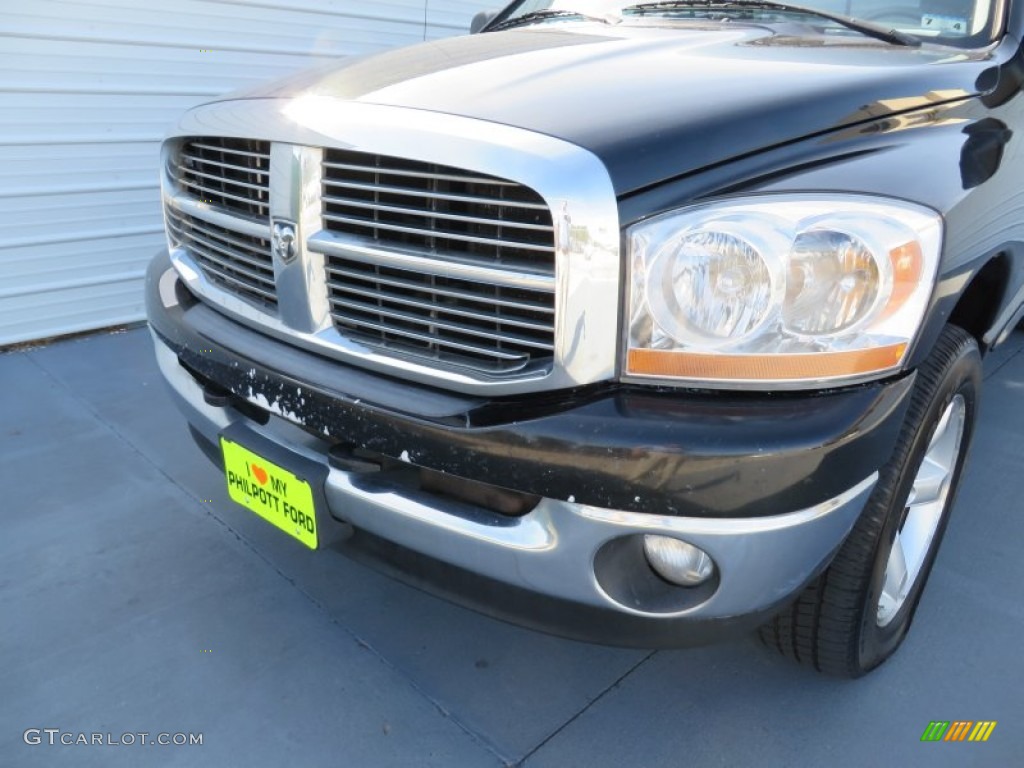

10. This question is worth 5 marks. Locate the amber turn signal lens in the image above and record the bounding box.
[627,344,908,381]
[885,241,924,317]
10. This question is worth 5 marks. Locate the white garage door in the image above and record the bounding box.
[0,0,496,346]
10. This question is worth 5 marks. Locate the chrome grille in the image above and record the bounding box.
[325,257,555,373]
[175,138,270,220]
[166,207,276,309]
[321,150,556,373]
[322,149,555,272]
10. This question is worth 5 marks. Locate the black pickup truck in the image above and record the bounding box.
[146,0,1024,677]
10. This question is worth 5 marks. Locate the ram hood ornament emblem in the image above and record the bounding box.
[272,220,298,264]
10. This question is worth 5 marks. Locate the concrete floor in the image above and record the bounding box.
[2,326,1022,767]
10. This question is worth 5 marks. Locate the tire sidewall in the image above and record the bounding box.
[857,344,981,671]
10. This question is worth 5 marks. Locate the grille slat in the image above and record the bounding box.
[188,142,269,160]
[329,297,555,349]
[327,280,553,331]
[169,219,274,274]
[326,314,531,363]
[325,263,555,314]
[184,243,276,289]
[323,213,555,253]
[180,155,270,176]
[178,179,268,211]
[322,197,554,233]
[174,216,274,262]
[195,261,278,302]
[323,256,555,374]
[177,137,270,220]
[321,149,557,375]
[166,206,276,310]
[323,161,518,187]
[322,179,549,211]
[174,164,269,193]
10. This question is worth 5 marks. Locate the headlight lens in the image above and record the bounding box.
[626,196,942,388]
[784,228,881,335]
[645,226,785,347]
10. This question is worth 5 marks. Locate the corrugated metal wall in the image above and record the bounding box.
[0,0,495,345]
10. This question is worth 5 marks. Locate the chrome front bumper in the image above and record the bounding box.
[153,329,876,633]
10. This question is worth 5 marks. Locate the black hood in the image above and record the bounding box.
[217,22,994,195]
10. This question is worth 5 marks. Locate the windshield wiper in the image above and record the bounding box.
[488,9,615,32]
[624,0,921,47]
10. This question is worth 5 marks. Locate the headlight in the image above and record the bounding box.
[625,195,942,388]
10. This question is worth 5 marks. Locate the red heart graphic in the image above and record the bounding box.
[251,464,269,486]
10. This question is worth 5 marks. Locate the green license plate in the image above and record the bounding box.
[220,436,319,549]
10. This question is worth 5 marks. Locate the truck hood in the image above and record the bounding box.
[216,23,994,195]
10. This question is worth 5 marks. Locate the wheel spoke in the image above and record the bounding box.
[926,404,953,452]
[910,457,947,506]
[878,532,909,623]
[885,532,909,597]
[900,505,938,582]
[877,394,967,627]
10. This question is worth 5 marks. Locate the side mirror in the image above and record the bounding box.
[470,10,499,34]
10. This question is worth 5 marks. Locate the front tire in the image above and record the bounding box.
[760,324,982,677]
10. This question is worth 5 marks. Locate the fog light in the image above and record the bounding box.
[643,535,715,587]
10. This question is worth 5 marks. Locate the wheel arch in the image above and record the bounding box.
[948,252,1013,354]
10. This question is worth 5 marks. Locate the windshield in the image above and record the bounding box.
[487,0,1004,48]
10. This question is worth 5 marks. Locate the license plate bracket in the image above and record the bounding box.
[219,423,335,550]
